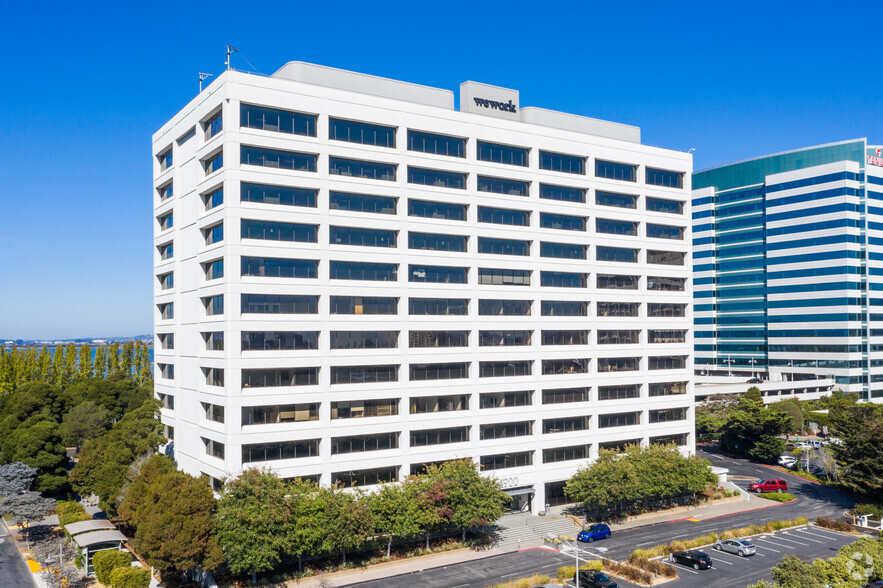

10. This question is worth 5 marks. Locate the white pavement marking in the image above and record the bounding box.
[798,528,847,541]
[713,557,734,565]
[635,540,659,547]
[714,549,756,560]
[785,531,822,543]
[752,543,782,553]
[664,562,699,575]
[770,535,810,547]
[755,538,795,550]
[807,526,858,538]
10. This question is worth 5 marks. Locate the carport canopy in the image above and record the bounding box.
[73,530,127,548]
[64,519,115,536]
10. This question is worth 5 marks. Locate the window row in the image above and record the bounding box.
[233,357,688,387]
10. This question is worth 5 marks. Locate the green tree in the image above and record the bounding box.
[285,478,328,571]
[60,401,110,449]
[120,341,135,377]
[769,398,805,436]
[369,478,428,557]
[748,435,787,464]
[830,402,883,492]
[93,346,107,379]
[36,345,52,383]
[93,550,132,586]
[50,345,65,387]
[694,393,738,442]
[118,455,223,573]
[323,486,372,564]
[0,346,15,395]
[77,344,93,379]
[69,399,165,513]
[107,342,121,375]
[719,391,791,458]
[427,459,510,541]
[62,343,77,386]
[215,468,292,583]
[1,414,68,492]
[565,444,717,516]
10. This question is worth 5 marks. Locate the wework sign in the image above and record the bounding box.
[473,97,517,113]
[460,81,520,119]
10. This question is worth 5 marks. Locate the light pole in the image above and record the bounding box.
[749,358,757,379]
[551,534,608,588]
[724,356,733,377]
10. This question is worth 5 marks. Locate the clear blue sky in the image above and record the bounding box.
[2,0,882,339]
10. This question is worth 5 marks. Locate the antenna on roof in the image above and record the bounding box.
[225,46,239,71]
[198,72,213,92]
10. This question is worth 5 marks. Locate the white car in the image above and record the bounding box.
[822,437,843,446]
[777,455,798,467]
[794,441,813,449]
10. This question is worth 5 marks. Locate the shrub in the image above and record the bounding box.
[627,555,678,578]
[109,566,150,588]
[486,573,552,588]
[757,492,795,502]
[556,561,602,582]
[816,517,857,533]
[93,550,132,585]
[853,503,883,519]
[56,500,92,528]
[733,489,741,496]
[602,559,652,585]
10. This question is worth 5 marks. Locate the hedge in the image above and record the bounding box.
[853,503,883,519]
[757,492,796,502]
[93,550,132,586]
[109,566,150,588]
[56,500,92,528]
[627,555,678,578]
[816,517,859,534]
[557,560,603,581]
[630,517,810,559]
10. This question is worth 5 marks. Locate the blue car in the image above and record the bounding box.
[577,523,611,542]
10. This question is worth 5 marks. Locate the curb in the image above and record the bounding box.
[758,464,823,485]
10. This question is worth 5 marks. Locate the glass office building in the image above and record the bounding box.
[693,140,883,401]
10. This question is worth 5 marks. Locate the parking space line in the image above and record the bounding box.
[663,562,699,575]
[787,530,824,543]
[755,538,793,550]
[712,557,734,565]
[806,526,856,538]
[713,549,757,560]
[797,528,850,541]
[770,535,810,546]
[752,543,782,553]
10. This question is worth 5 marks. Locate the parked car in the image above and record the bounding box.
[714,538,756,556]
[530,584,564,588]
[749,479,788,493]
[748,377,762,383]
[577,523,612,542]
[810,440,822,449]
[576,570,618,588]
[794,441,813,449]
[822,437,843,446]
[669,550,713,570]
[778,455,798,467]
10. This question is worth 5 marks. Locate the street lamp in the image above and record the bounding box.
[749,358,757,379]
[550,534,608,588]
[723,356,733,377]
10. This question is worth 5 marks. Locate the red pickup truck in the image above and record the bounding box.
[748,479,788,493]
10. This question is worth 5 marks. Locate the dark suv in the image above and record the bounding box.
[576,570,618,588]
[748,479,788,493]
[669,550,712,570]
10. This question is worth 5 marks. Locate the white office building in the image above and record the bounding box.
[152,62,693,512]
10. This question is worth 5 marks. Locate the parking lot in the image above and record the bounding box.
[651,525,860,588]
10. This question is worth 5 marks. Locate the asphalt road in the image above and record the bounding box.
[0,520,35,588]
[347,448,857,588]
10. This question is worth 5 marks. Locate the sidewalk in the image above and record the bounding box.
[287,492,773,587]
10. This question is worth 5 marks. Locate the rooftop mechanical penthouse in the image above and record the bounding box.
[152,62,694,512]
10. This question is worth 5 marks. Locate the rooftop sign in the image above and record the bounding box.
[460,81,519,120]
[870,148,883,167]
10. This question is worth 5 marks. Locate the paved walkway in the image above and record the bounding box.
[288,492,769,587]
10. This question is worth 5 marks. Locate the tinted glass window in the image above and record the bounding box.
[407,130,465,157]
[646,197,684,214]
[330,226,397,248]
[240,104,316,136]
[646,167,683,188]
[330,192,396,214]
[478,176,529,196]
[477,141,528,166]
[478,237,529,256]
[409,199,466,221]
[540,242,586,259]
[330,261,397,281]
[596,160,636,182]
[329,118,395,147]
[478,206,529,226]
[241,257,317,278]
[329,157,395,181]
[408,167,466,189]
[596,218,638,236]
[597,246,638,263]
[596,191,637,209]
[241,146,317,171]
[540,151,584,174]
[541,213,585,231]
[409,232,467,252]
[540,184,585,202]
[242,183,317,207]
[541,301,587,316]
